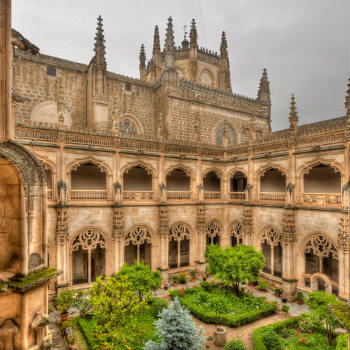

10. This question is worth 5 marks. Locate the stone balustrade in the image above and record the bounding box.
[123,191,153,201]
[204,191,221,200]
[167,191,191,200]
[297,193,342,207]
[69,190,108,200]
[259,192,286,203]
[229,192,246,201]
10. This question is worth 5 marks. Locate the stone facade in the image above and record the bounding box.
[8,13,350,310]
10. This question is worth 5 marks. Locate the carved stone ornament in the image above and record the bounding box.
[28,253,44,269]
[260,227,281,246]
[72,229,106,252]
[206,220,221,239]
[112,206,124,241]
[304,235,338,259]
[56,207,68,245]
[169,222,190,241]
[338,216,349,252]
[281,209,297,243]
[230,220,243,240]
[159,205,169,237]
[242,207,253,236]
[124,226,152,246]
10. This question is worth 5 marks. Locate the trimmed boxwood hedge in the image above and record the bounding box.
[252,316,301,350]
[170,288,277,327]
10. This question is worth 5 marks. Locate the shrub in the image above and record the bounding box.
[336,333,348,350]
[200,281,215,292]
[55,290,74,314]
[273,288,281,296]
[148,297,169,317]
[258,280,268,291]
[224,338,248,350]
[296,291,304,301]
[281,305,289,312]
[261,328,282,350]
[178,272,188,284]
[172,275,179,283]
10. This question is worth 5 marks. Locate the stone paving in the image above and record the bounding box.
[48,310,67,350]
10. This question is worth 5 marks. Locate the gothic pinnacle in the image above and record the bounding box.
[220,31,228,59]
[289,94,299,132]
[345,76,350,119]
[153,25,160,55]
[190,18,198,48]
[94,15,106,69]
[257,68,270,104]
[165,16,175,52]
[139,43,146,67]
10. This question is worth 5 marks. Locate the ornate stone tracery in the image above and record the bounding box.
[206,220,221,239]
[124,225,152,246]
[230,220,243,240]
[304,234,338,259]
[260,226,281,246]
[337,216,349,252]
[169,222,190,241]
[56,207,68,245]
[119,118,138,137]
[72,229,106,251]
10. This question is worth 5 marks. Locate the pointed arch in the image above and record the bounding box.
[121,160,157,178]
[164,164,194,178]
[66,156,112,177]
[168,221,191,268]
[214,120,238,146]
[118,114,143,136]
[229,219,244,246]
[298,158,344,178]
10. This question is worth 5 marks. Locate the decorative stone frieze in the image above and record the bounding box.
[112,205,124,241]
[56,206,68,245]
[338,215,349,252]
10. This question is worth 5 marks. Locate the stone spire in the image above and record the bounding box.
[220,31,228,59]
[164,16,175,68]
[190,19,198,49]
[139,44,146,80]
[345,76,350,119]
[93,15,106,70]
[289,94,298,133]
[257,68,271,105]
[152,25,161,57]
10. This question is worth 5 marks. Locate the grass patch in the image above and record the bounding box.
[169,284,276,327]
[330,303,350,331]
[253,316,338,350]
[8,267,58,289]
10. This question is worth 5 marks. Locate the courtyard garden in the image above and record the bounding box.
[52,245,349,350]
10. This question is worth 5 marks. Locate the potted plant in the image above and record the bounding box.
[281,293,288,303]
[274,287,282,297]
[55,290,74,322]
[258,279,268,291]
[296,291,304,305]
[178,272,187,284]
[190,270,196,282]
[172,275,178,287]
[249,278,258,287]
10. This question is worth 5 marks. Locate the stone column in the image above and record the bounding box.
[281,208,298,301]
[242,205,254,246]
[55,205,69,291]
[338,215,349,300]
[112,204,124,273]
[158,203,169,280]
[195,203,207,274]
[221,204,230,247]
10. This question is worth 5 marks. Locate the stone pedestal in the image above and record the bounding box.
[158,267,169,282]
[282,277,298,302]
[195,260,207,275]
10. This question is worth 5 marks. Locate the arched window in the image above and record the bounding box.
[260,227,283,278]
[72,229,106,285]
[123,166,152,191]
[260,168,286,192]
[230,171,247,192]
[216,123,237,147]
[304,164,341,193]
[166,168,190,191]
[71,162,106,190]
[304,235,339,295]
[230,221,243,246]
[206,221,221,246]
[124,226,152,266]
[119,118,138,137]
[203,171,221,191]
[168,223,190,269]
[200,70,213,87]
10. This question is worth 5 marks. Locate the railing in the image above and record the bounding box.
[259,192,286,202]
[230,192,246,201]
[123,191,153,201]
[167,191,191,200]
[47,189,54,200]
[204,191,221,200]
[70,190,108,200]
[298,193,342,207]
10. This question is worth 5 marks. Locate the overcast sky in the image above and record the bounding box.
[12,0,349,131]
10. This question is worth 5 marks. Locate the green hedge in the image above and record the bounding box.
[170,289,277,327]
[253,316,303,350]
[77,317,99,350]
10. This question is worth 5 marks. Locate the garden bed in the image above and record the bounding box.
[169,283,277,327]
[253,315,340,350]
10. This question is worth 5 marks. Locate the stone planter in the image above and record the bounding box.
[213,326,227,347]
[60,312,69,323]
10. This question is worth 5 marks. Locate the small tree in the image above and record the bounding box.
[205,245,264,295]
[144,297,206,350]
[117,262,162,301]
[306,291,340,345]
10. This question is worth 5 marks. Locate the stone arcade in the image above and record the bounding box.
[0,2,349,349]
